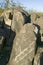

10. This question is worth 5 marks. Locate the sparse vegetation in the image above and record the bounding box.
[0,9,4,15]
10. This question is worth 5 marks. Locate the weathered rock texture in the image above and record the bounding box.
[1,10,13,27]
[11,9,31,34]
[35,17,43,41]
[31,13,43,42]
[8,23,36,65]
[11,9,25,33]
[31,13,38,23]
[0,9,43,65]
[33,48,43,65]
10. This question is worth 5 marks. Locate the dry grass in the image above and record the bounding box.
[36,12,43,16]
[0,9,4,15]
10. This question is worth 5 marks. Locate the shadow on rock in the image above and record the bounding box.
[0,24,16,65]
[40,52,43,65]
[21,12,31,24]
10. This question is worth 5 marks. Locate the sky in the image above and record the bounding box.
[0,0,43,12]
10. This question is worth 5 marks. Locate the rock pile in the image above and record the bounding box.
[0,9,43,65]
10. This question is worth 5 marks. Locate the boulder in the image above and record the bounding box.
[8,23,36,65]
[31,16,43,42]
[1,10,13,27]
[11,9,25,33]
[0,10,13,40]
[31,13,39,23]
[36,17,43,29]
[36,17,43,42]
[11,9,30,34]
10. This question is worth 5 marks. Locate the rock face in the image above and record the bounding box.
[35,17,43,42]
[31,13,38,23]
[36,17,43,29]
[1,10,13,27]
[0,10,13,40]
[11,9,30,34]
[0,12,14,65]
[33,48,43,65]
[31,13,43,42]
[8,23,36,65]
[0,9,43,65]
[11,9,25,33]
[1,9,30,34]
